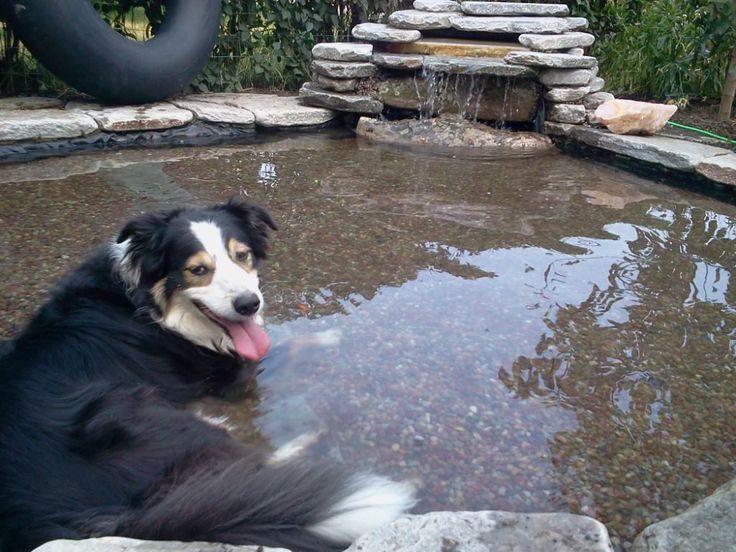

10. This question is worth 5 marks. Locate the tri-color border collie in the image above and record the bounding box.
[0,200,414,552]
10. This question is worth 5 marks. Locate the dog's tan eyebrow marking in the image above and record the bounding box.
[227,238,255,273]
[182,251,215,287]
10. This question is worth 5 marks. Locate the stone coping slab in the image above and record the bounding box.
[461,1,569,16]
[569,127,736,185]
[0,109,99,142]
[67,102,194,132]
[178,93,338,127]
[384,37,527,58]
[388,9,456,30]
[423,55,536,77]
[169,98,256,126]
[450,15,586,34]
[345,511,613,552]
[0,96,64,110]
[352,23,422,43]
[631,478,736,552]
[33,537,288,552]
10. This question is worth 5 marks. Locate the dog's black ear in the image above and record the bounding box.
[116,209,182,287]
[214,199,277,259]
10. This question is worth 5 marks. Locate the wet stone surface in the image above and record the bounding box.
[3,134,736,551]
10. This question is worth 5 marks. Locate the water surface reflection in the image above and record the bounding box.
[1,134,735,550]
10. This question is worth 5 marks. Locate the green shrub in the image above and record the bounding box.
[569,0,735,102]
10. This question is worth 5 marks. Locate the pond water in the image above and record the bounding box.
[2,131,736,550]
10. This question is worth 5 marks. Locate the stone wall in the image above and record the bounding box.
[299,0,614,130]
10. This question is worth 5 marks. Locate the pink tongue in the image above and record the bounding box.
[222,318,271,360]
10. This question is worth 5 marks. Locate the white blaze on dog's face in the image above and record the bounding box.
[113,201,277,360]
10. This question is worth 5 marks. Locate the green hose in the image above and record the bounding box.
[666,121,736,145]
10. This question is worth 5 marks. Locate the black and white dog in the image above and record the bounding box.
[0,200,414,552]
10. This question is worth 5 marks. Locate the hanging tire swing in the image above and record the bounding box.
[0,0,221,104]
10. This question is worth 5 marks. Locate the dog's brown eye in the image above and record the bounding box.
[236,251,251,263]
[189,265,209,276]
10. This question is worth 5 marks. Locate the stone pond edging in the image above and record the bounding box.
[32,510,615,552]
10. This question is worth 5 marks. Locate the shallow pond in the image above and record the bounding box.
[2,131,736,550]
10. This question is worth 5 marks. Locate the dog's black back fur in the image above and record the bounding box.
[0,201,407,552]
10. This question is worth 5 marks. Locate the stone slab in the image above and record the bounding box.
[414,0,461,12]
[378,74,540,122]
[384,37,526,58]
[461,2,569,16]
[567,47,584,56]
[33,537,288,552]
[372,52,425,70]
[68,102,194,132]
[547,103,586,124]
[450,16,583,34]
[505,51,597,68]
[631,478,736,551]
[696,154,736,187]
[539,68,593,86]
[314,74,359,92]
[545,86,590,102]
[583,91,615,110]
[0,109,99,142]
[311,60,377,79]
[312,42,373,62]
[519,32,595,50]
[0,96,64,110]
[352,23,421,43]
[544,121,575,136]
[423,55,536,77]
[299,82,384,114]
[169,99,255,125]
[589,77,605,93]
[344,511,613,552]
[570,127,733,171]
[181,93,337,127]
[388,9,455,30]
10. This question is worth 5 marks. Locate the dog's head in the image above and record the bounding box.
[112,199,277,360]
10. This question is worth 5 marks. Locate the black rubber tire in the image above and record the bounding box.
[2,0,221,104]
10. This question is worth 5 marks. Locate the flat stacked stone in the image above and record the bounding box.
[423,56,536,77]
[505,51,597,68]
[589,77,605,93]
[449,16,587,34]
[388,10,456,30]
[567,47,584,56]
[299,82,383,114]
[544,86,590,102]
[310,42,378,96]
[547,104,586,124]
[312,42,372,62]
[352,23,421,43]
[539,68,593,86]
[461,2,569,16]
[372,53,424,70]
[311,60,376,79]
[583,91,615,110]
[413,0,461,12]
[518,32,595,50]
[314,74,359,93]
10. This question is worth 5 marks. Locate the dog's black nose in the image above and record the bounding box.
[233,293,261,316]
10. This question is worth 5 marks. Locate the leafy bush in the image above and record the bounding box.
[568,0,736,102]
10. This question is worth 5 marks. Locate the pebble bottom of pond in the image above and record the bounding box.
[2,131,736,551]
